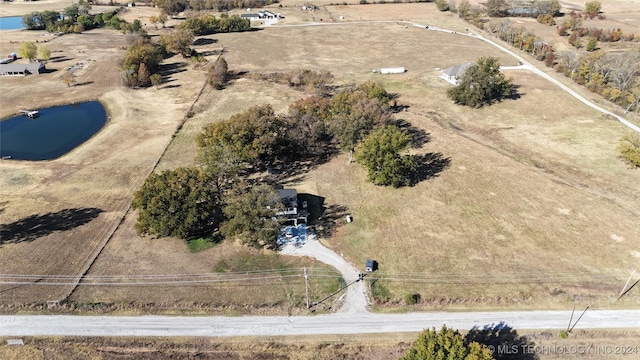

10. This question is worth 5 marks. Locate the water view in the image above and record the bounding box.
[0,101,108,161]
[0,16,25,30]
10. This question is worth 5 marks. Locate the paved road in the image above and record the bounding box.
[1,310,639,336]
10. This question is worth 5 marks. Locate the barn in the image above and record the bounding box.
[0,62,46,76]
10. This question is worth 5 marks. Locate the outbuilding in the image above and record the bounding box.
[380,67,406,74]
[0,62,46,76]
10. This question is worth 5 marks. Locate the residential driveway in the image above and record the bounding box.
[280,238,370,313]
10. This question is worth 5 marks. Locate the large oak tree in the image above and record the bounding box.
[132,167,221,239]
[447,57,513,108]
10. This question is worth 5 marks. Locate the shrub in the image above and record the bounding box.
[617,135,640,168]
[404,293,421,305]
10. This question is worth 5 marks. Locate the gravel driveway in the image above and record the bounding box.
[280,238,370,313]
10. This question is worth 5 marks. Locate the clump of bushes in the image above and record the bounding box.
[618,135,640,168]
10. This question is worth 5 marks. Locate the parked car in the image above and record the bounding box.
[365,259,377,272]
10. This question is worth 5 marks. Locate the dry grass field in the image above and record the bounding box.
[1,0,639,316]
[1,329,639,359]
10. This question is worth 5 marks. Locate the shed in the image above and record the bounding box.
[380,67,406,74]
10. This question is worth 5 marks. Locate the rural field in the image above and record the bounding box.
[2,329,640,359]
[1,0,639,320]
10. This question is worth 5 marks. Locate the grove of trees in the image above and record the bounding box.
[457,2,640,114]
[180,13,250,36]
[22,2,128,34]
[120,36,164,88]
[135,76,447,246]
[154,0,278,15]
[447,57,514,108]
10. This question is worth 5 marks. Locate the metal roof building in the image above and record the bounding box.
[0,62,46,76]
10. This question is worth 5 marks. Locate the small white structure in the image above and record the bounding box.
[380,67,406,74]
[440,63,472,85]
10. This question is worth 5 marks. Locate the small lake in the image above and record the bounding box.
[0,101,108,161]
[0,16,25,30]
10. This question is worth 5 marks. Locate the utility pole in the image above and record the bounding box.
[304,267,310,309]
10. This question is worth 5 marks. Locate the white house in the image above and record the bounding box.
[440,63,472,85]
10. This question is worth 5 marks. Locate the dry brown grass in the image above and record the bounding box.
[1,329,639,359]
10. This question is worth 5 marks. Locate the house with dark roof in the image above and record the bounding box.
[0,62,46,76]
[440,63,472,85]
[273,188,308,226]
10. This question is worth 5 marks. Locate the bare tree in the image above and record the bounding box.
[558,50,582,79]
[609,52,639,91]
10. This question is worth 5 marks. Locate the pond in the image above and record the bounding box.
[0,101,108,161]
[0,16,25,30]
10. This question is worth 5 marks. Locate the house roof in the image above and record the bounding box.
[442,63,473,78]
[277,189,297,202]
[240,13,262,18]
[0,62,45,73]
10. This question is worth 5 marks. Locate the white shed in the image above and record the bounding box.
[380,67,406,74]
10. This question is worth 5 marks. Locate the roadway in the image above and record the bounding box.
[1,310,639,336]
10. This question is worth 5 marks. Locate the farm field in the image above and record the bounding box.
[1,0,639,315]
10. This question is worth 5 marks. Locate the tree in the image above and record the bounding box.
[62,71,76,87]
[132,167,221,239]
[121,38,163,87]
[150,73,163,89]
[161,28,194,57]
[401,325,494,360]
[220,183,283,249]
[458,0,471,19]
[484,0,509,17]
[584,1,601,17]
[38,46,51,62]
[197,142,244,196]
[208,56,228,90]
[447,57,513,108]
[586,37,598,51]
[162,0,187,17]
[197,105,287,166]
[327,86,393,161]
[284,95,332,158]
[137,62,151,87]
[435,0,450,11]
[617,135,640,168]
[355,126,420,187]
[19,42,37,62]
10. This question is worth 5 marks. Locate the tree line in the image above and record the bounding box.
[155,0,278,16]
[447,1,640,166]
[22,1,130,33]
[472,16,640,114]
